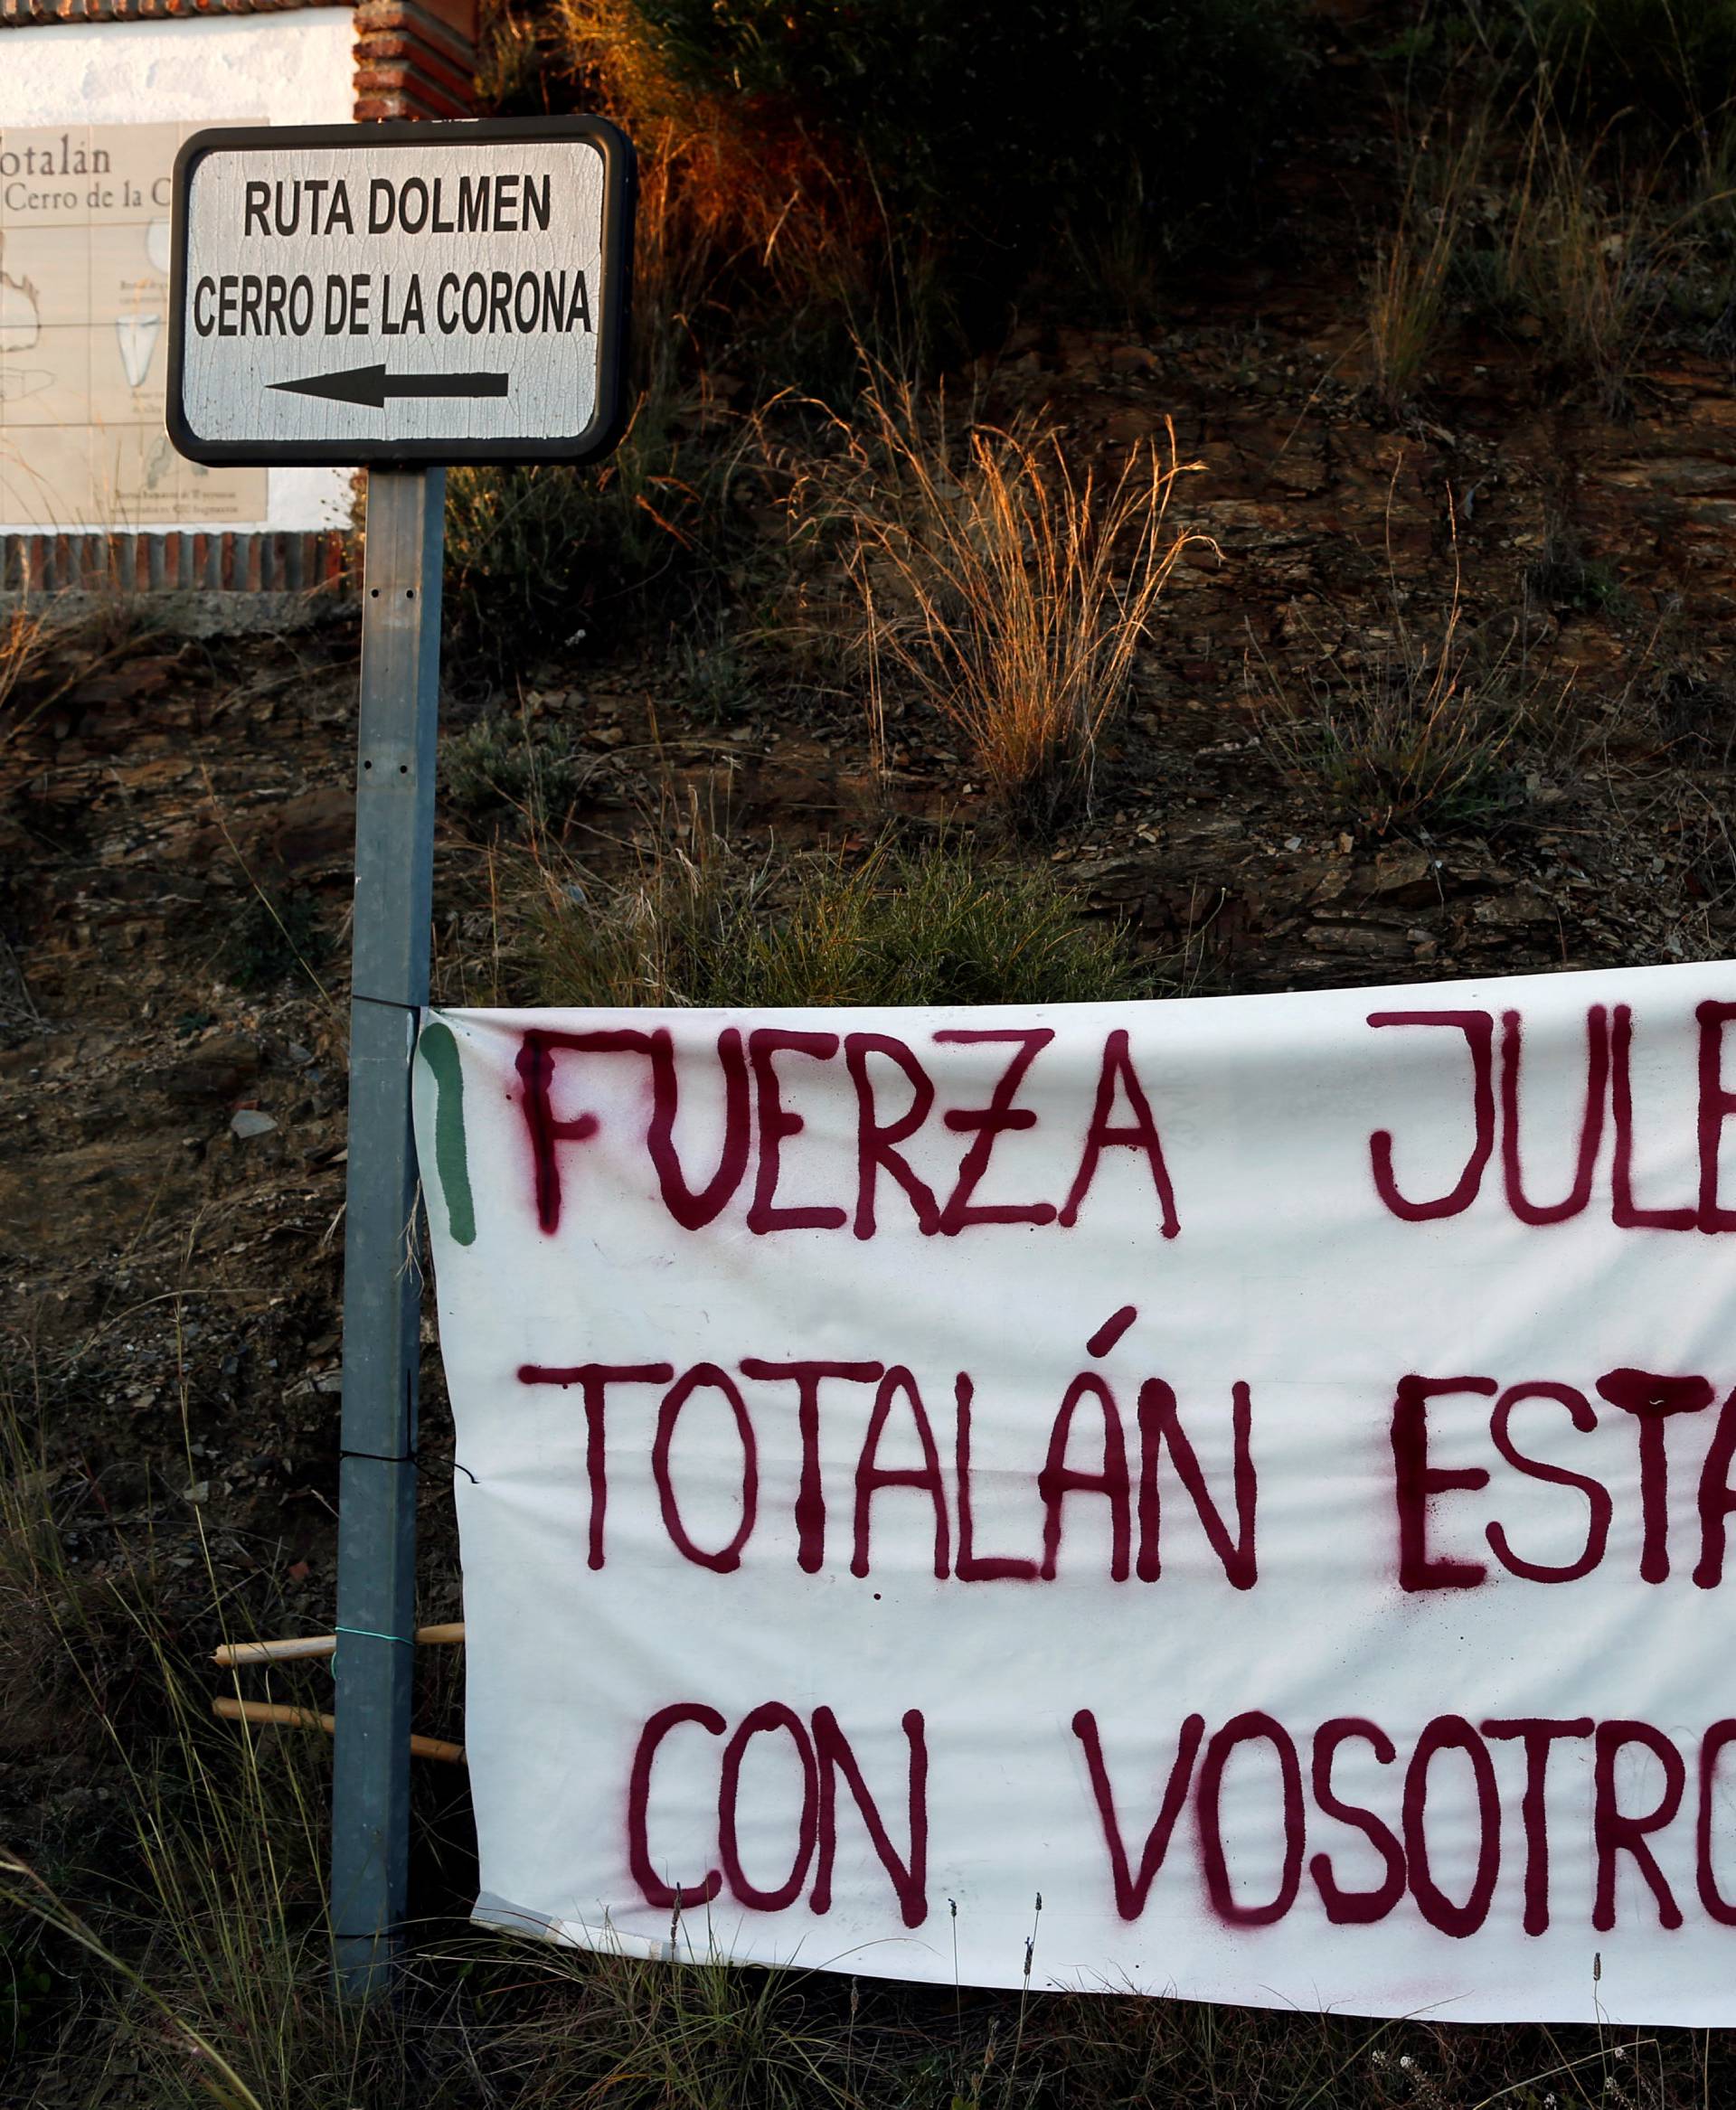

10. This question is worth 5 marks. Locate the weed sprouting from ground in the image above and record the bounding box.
[1651,660,1736,765]
[1524,508,1629,614]
[532,825,1162,1010]
[1295,660,1505,834]
[670,624,755,724]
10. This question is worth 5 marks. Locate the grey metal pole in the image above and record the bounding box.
[330,465,445,2002]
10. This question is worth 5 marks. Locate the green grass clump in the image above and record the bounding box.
[444,464,590,654]
[1278,667,1530,839]
[670,626,754,725]
[441,714,593,830]
[533,839,1162,1009]
[1525,544,1628,614]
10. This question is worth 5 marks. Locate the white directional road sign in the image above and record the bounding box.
[167,118,633,466]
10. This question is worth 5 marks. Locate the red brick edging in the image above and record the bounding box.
[1,530,354,595]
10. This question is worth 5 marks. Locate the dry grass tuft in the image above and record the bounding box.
[494,1938,866,2110]
[1368,87,1710,419]
[789,376,1209,817]
[0,1343,429,2108]
[1259,485,1571,839]
[0,1351,162,1770]
[1496,112,1667,413]
[1366,120,1485,410]
[0,610,52,743]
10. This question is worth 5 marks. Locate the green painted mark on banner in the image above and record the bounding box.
[418,1018,476,1247]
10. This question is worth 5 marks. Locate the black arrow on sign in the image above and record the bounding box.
[268,364,510,410]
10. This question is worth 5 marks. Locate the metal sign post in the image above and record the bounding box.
[166,116,633,2001]
[328,465,443,1998]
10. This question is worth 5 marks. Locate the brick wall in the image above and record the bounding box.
[1,0,481,123]
[354,0,478,121]
[1,530,352,593]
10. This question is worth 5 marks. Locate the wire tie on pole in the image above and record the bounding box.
[334,1624,412,1647]
[338,1446,476,1484]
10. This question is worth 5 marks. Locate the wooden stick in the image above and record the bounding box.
[212,1622,466,1668]
[212,1695,466,1766]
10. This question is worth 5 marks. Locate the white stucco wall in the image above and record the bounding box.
[1,8,357,533]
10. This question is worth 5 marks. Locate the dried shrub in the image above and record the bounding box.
[1261,496,1570,838]
[220,886,331,994]
[1502,121,1667,411]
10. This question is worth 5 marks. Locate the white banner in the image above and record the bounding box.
[413,960,1736,2023]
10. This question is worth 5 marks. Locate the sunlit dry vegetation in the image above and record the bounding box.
[0,613,50,732]
[788,380,1211,816]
